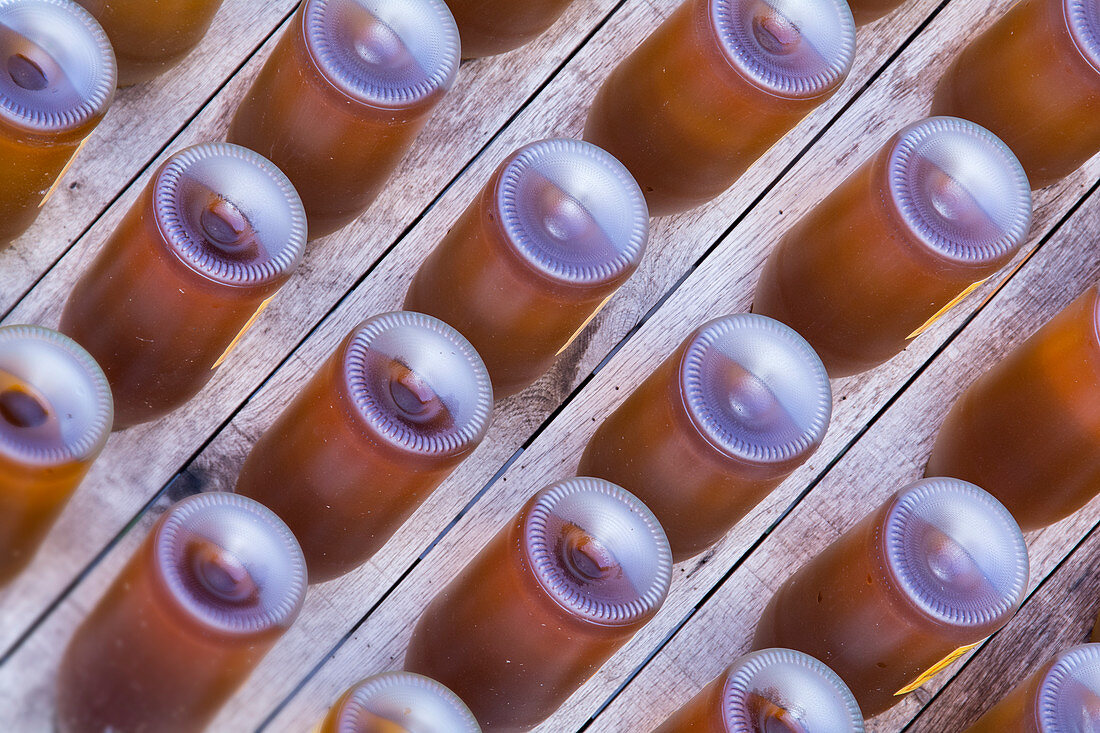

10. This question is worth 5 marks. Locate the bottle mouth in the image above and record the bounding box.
[1038,644,1100,731]
[882,478,1028,629]
[886,117,1032,264]
[524,478,672,626]
[303,0,459,107]
[153,143,307,288]
[495,139,649,287]
[342,312,493,457]
[680,314,831,466]
[155,493,307,636]
[0,325,112,467]
[1066,0,1100,74]
[330,672,480,733]
[724,649,863,733]
[0,0,114,133]
[710,0,855,98]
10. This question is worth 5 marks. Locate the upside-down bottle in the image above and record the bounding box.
[846,0,907,25]
[404,138,649,399]
[318,671,481,732]
[236,311,494,584]
[0,325,112,586]
[583,0,856,216]
[58,142,307,430]
[753,117,1033,378]
[55,492,308,732]
[404,477,672,730]
[966,645,1100,732]
[578,314,832,562]
[0,0,115,248]
[228,0,460,240]
[926,284,1100,531]
[931,0,1100,189]
[443,0,575,58]
[73,0,225,87]
[753,478,1029,718]
[655,648,865,732]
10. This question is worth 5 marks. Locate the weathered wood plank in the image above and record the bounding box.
[589,177,1100,732]
[0,0,300,312]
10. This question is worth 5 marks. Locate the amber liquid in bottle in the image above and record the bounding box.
[931,0,1100,190]
[583,0,855,217]
[58,142,307,430]
[0,325,112,586]
[578,314,831,562]
[55,492,307,733]
[753,478,1029,718]
[0,0,115,249]
[405,138,649,399]
[404,477,672,731]
[237,311,494,584]
[926,284,1100,531]
[846,0,907,26]
[966,644,1100,732]
[227,0,460,240]
[319,671,481,733]
[753,117,1033,378]
[73,0,225,87]
[655,648,864,732]
[444,0,575,58]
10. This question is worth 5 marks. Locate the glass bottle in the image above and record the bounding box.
[846,0,906,25]
[926,284,1100,531]
[655,648,865,732]
[404,477,673,731]
[236,311,494,584]
[0,325,112,586]
[227,0,460,240]
[73,0,225,87]
[583,0,856,217]
[443,0,575,58]
[753,477,1029,718]
[753,117,1033,378]
[58,142,307,430]
[578,314,832,562]
[404,138,649,399]
[55,492,307,733]
[0,0,115,249]
[931,0,1100,190]
[319,671,481,733]
[966,644,1100,732]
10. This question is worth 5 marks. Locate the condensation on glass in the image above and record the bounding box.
[927,284,1100,531]
[966,644,1100,732]
[236,311,494,584]
[319,671,481,732]
[59,142,307,430]
[753,117,1033,378]
[0,325,112,586]
[405,138,649,399]
[753,478,1029,718]
[443,0,575,58]
[73,0,224,86]
[579,314,832,562]
[932,0,1100,189]
[228,0,460,240]
[55,492,307,732]
[583,0,856,216]
[655,648,865,732]
[0,0,115,248]
[404,477,672,730]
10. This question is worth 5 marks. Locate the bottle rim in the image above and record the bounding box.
[153,143,307,288]
[331,671,480,733]
[1066,0,1100,75]
[679,314,832,466]
[0,0,115,133]
[342,311,494,456]
[495,138,649,288]
[0,325,112,466]
[1037,644,1100,731]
